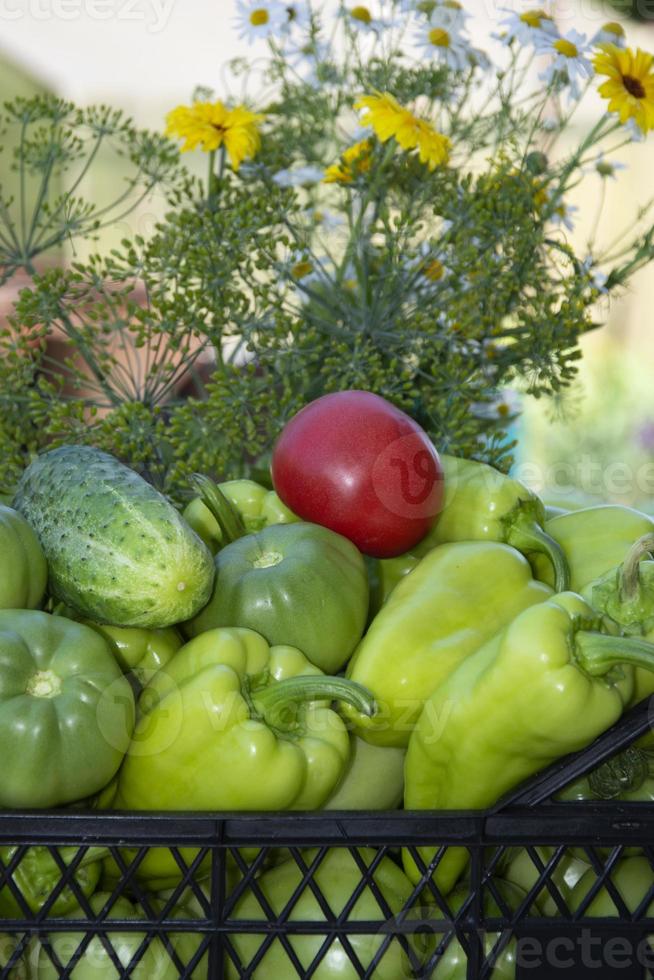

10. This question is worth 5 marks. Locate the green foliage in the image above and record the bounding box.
[1,3,653,500]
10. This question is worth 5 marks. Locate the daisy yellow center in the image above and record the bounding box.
[292,260,313,278]
[520,9,549,28]
[497,402,511,417]
[602,21,624,37]
[554,38,579,58]
[351,5,372,22]
[250,8,269,26]
[429,27,451,47]
[623,74,646,98]
[423,258,444,281]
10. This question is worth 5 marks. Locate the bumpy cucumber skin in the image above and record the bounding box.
[14,446,215,628]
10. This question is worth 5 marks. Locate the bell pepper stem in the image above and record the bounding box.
[576,631,654,677]
[620,533,654,603]
[506,519,570,592]
[190,473,247,546]
[251,676,376,731]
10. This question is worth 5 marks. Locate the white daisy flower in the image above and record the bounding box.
[234,0,288,42]
[342,4,398,33]
[471,389,522,421]
[414,14,474,71]
[591,152,627,180]
[549,199,578,231]
[591,20,626,48]
[304,208,344,230]
[496,7,557,46]
[272,164,325,187]
[580,255,609,293]
[537,29,593,100]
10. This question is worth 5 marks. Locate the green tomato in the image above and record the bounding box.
[0,610,135,808]
[28,893,203,979]
[0,505,47,609]
[185,523,369,672]
[228,847,424,979]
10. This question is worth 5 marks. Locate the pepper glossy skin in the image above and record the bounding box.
[185,522,369,673]
[0,845,104,918]
[570,856,654,916]
[0,504,47,610]
[366,552,420,619]
[115,627,374,812]
[77,622,182,690]
[531,505,654,592]
[499,847,590,916]
[403,593,654,891]
[414,455,570,591]
[227,847,422,980]
[323,736,405,810]
[346,542,552,747]
[183,478,298,555]
[0,610,135,808]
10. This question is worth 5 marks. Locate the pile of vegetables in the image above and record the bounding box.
[3,388,654,977]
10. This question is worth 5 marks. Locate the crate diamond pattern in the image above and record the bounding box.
[1,701,654,978]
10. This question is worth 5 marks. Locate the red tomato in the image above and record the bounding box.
[271,390,444,558]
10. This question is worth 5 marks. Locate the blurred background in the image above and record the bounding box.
[1,0,654,508]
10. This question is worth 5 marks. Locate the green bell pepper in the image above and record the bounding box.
[0,610,135,808]
[403,592,654,892]
[530,504,654,592]
[28,891,205,979]
[76,622,181,690]
[0,845,104,918]
[570,856,654,915]
[54,605,182,691]
[227,847,424,979]
[413,454,570,591]
[0,934,26,980]
[115,627,375,812]
[366,552,420,620]
[183,476,298,554]
[583,533,654,703]
[323,736,405,810]
[0,504,47,610]
[346,541,552,747]
[185,522,369,674]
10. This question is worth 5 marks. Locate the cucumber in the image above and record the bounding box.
[13,446,215,628]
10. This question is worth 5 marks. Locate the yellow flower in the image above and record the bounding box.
[165,101,264,170]
[354,92,451,170]
[323,138,374,184]
[593,43,654,133]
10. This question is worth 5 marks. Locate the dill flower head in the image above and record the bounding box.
[165,101,264,170]
[593,44,654,133]
[355,92,451,170]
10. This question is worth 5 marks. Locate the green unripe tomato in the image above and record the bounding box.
[0,505,47,609]
[185,522,369,673]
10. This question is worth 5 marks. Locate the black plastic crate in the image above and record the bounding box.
[2,699,654,979]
